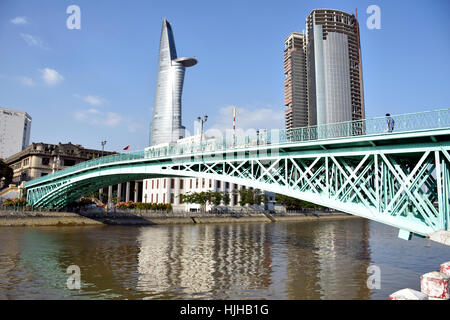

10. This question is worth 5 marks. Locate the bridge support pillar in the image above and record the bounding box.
[398,229,413,241]
[125,182,130,202]
[174,178,181,205]
[220,180,226,205]
[134,181,139,202]
[108,185,112,204]
[117,183,122,202]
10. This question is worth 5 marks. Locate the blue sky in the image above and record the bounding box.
[0,0,449,153]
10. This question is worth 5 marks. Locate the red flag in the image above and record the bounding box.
[123,145,130,151]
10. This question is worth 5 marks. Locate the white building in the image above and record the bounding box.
[0,107,32,159]
[142,134,275,212]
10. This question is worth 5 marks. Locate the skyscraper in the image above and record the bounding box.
[0,107,32,159]
[284,9,365,129]
[307,9,364,126]
[143,19,273,210]
[150,18,197,146]
[284,32,308,129]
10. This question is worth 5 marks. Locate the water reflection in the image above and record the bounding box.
[0,219,449,299]
[137,224,273,299]
[136,219,372,299]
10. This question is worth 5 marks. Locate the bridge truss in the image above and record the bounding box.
[25,109,450,239]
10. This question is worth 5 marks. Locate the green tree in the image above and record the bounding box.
[211,191,222,206]
[238,188,247,206]
[246,189,255,205]
[183,191,210,212]
[222,192,231,206]
[253,189,265,205]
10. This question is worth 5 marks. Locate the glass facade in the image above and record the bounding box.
[150,19,196,146]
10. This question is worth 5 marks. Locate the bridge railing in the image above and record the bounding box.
[25,108,450,187]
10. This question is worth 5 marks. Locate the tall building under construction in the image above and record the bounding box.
[284,32,308,129]
[284,9,365,130]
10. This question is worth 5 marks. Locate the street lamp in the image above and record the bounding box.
[198,115,208,148]
[101,140,107,157]
[99,140,107,201]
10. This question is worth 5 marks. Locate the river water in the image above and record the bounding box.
[0,218,449,300]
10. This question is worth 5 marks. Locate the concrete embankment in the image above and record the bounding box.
[0,210,361,227]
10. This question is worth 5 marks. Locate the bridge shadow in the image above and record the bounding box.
[75,210,158,226]
[73,209,261,226]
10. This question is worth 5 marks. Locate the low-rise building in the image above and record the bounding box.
[4,142,117,183]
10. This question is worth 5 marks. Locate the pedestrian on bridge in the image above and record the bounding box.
[385,113,395,133]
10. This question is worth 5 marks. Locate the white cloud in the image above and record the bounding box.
[19,76,35,86]
[210,105,284,133]
[20,33,48,49]
[74,109,141,132]
[87,108,100,114]
[11,17,27,25]
[74,94,106,106]
[104,112,122,126]
[74,109,102,123]
[85,96,105,106]
[40,68,64,85]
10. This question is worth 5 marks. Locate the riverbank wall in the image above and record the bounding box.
[0,210,361,227]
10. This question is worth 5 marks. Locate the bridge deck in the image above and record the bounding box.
[23,109,450,240]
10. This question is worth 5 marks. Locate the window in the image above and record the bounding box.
[209,179,212,188]
[180,179,184,189]
[157,180,159,189]
[145,180,148,190]
[64,159,76,166]
[196,179,199,188]
[171,179,175,188]
[216,181,221,189]
[164,179,166,188]
[152,180,154,189]
[170,193,174,204]
[151,194,153,202]
[179,194,183,204]
[190,179,193,189]
[226,182,230,189]
[42,158,50,165]
[23,158,29,166]
[163,193,166,203]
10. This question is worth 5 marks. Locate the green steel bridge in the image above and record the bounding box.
[25,108,450,240]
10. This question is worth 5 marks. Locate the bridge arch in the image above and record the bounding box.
[25,108,450,238]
